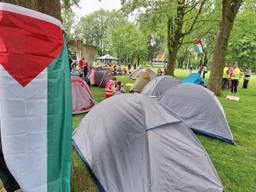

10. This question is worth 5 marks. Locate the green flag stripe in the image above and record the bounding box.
[47,44,72,192]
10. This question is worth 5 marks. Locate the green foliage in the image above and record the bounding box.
[103,20,148,63]
[61,0,79,10]
[62,9,75,40]
[228,0,256,70]
[74,9,124,55]
[71,0,255,71]
[228,37,256,69]
[135,1,176,60]
[73,8,148,62]
[122,0,217,70]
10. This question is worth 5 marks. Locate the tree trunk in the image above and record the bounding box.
[165,0,206,76]
[208,0,243,96]
[165,1,184,76]
[166,17,180,76]
[166,48,177,75]
[137,58,140,66]
[0,0,61,20]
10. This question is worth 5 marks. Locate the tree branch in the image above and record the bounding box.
[182,0,206,36]
[182,41,194,45]
[184,1,200,15]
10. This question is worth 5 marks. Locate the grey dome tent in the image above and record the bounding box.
[73,94,224,192]
[160,83,234,144]
[128,67,156,80]
[141,75,181,97]
[90,69,113,87]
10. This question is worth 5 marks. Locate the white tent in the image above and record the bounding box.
[141,75,181,97]
[96,54,119,61]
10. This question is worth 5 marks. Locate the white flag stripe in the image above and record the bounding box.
[0,66,47,192]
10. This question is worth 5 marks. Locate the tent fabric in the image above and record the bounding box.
[73,94,224,192]
[128,68,157,80]
[96,54,119,61]
[90,69,113,87]
[71,76,95,114]
[141,75,181,97]
[130,71,152,93]
[182,73,204,85]
[160,83,234,144]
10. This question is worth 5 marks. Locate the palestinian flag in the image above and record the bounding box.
[193,38,203,54]
[0,3,72,192]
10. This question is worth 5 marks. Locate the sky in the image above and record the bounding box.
[73,0,122,19]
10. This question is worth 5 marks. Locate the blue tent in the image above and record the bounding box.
[182,73,204,85]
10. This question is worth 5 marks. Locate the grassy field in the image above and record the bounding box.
[0,68,254,192]
[72,68,256,192]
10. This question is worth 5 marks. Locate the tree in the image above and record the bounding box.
[226,0,256,70]
[165,0,207,75]
[208,0,243,96]
[227,37,256,71]
[104,20,148,64]
[62,9,75,40]
[75,9,123,55]
[122,0,207,75]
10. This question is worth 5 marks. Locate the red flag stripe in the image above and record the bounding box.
[0,9,64,87]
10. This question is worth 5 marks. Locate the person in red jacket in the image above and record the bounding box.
[78,57,86,78]
[105,77,117,98]
[78,57,85,70]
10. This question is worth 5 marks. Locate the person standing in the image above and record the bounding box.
[202,64,207,79]
[197,64,203,75]
[79,57,86,78]
[227,66,234,90]
[242,69,251,89]
[84,62,90,81]
[222,64,229,90]
[189,64,193,73]
[230,63,242,94]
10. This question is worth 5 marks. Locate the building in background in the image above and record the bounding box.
[68,40,97,66]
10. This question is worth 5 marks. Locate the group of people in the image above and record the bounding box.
[222,63,251,93]
[71,57,91,85]
[108,64,128,76]
[128,63,137,71]
[70,58,128,98]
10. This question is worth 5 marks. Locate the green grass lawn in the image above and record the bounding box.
[72,69,256,192]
